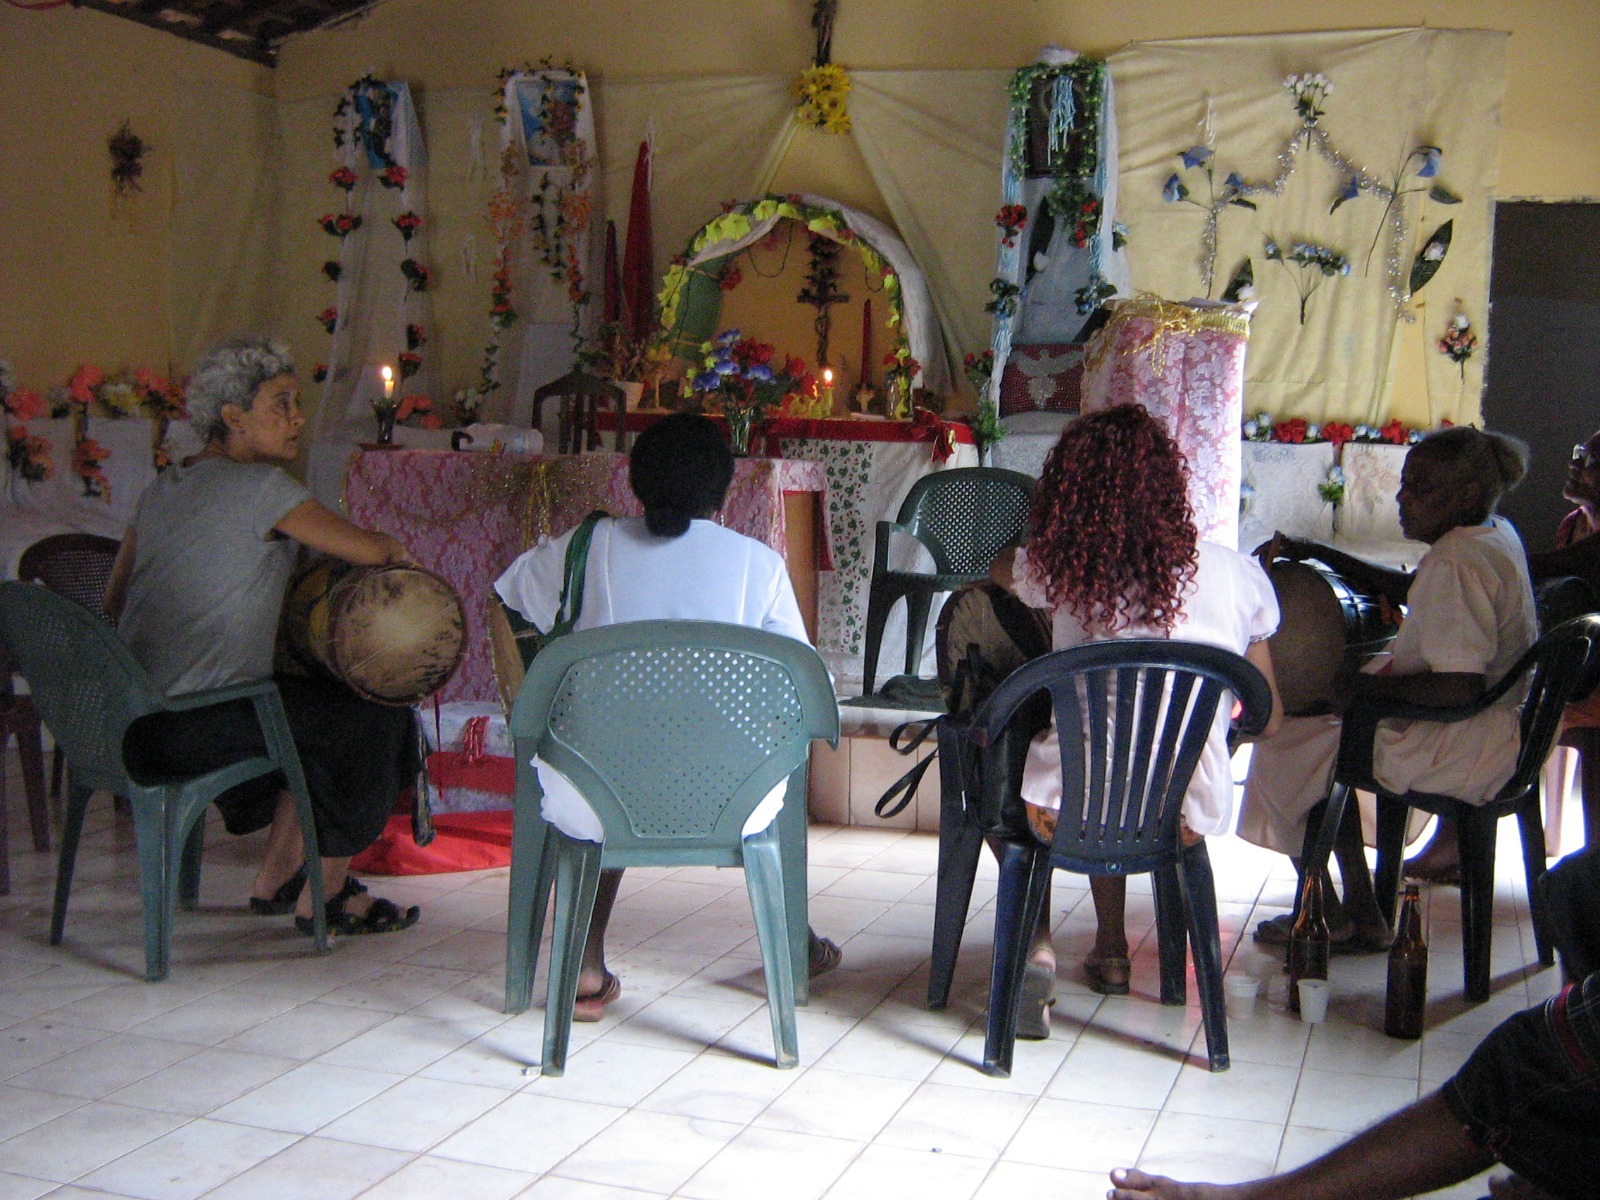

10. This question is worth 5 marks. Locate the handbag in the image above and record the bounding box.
[486,510,608,716]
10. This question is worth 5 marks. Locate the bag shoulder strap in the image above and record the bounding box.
[550,510,608,636]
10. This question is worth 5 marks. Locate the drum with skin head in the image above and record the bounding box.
[1266,559,1399,717]
[277,559,466,706]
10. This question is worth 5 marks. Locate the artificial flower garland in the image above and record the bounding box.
[657,195,910,376]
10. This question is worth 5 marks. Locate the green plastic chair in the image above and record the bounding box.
[860,467,1035,696]
[0,581,327,981]
[504,620,840,1075]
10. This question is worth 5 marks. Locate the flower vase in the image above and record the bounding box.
[725,408,757,456]
[373,403,398,446]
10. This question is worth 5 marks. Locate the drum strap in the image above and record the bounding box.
[548,511,608,641]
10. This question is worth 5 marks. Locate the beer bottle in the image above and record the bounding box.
[1385,884,1428,1039]
[1287,871,1330,1015]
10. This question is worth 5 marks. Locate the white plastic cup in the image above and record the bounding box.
[1297,978,1330,1023]
[1224,973,1260,1017]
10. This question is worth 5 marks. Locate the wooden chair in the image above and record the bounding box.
[532,371,626,454]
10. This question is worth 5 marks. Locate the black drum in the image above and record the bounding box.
[1266,560,1400,716]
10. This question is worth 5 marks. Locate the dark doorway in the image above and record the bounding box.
[1484,201,1600,552]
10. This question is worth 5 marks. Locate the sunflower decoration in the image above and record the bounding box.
[793,1,851,134]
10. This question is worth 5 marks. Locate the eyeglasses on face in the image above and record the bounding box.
[1572,445,1600,469]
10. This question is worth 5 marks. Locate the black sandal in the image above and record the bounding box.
[248,866,307,915]
[295,891,419,937]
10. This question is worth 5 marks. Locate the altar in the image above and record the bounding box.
[343,448,827,705]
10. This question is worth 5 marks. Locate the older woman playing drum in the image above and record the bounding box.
[1241,426,1538,949]
[105,334,423,936]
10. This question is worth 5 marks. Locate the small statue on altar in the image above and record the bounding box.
[851,383,876,416]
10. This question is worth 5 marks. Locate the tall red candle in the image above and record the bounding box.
[860,298,873,389]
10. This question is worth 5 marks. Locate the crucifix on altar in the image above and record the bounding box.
[797,232,850,368]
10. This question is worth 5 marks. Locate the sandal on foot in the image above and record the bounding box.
[1255,913,1389,954]
[1403,858,1462,887]
[572,972,621,1023]
[1017,962,1056,1039]
[808,935,843,980]
[295,893,419,937]
[249,866,307,915]
[1083,954,1131,996]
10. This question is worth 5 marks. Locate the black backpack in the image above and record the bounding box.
[874,581,1052,834]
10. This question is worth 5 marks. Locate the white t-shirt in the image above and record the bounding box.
[1011,539,1280,836]
[494,516,811,840]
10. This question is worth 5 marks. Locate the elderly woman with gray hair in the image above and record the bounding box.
[104,334,423,936]
[1240,425,1538,950]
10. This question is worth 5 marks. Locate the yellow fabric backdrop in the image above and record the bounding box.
[1112,28,1507,428]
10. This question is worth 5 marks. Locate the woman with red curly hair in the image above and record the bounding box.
[993,404,1282,1025]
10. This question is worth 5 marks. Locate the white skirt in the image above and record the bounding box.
[532,755,786,843]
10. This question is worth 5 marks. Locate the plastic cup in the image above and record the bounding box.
[1297,978,1330,1023]
[1224,973,1260,1017]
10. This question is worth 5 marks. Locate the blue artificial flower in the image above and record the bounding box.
[714,358,739,376]
[1263,239,1280,260]
[1415,146,1441,178]
[1340,177,1361,200]
[1180,145,1213,169]
[1162,173,1186,203]
[714,328,742,347]
[692,371,721,392]
[1225,172,1247,191]
[747,363,774,382]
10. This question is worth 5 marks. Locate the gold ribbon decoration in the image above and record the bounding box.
[1085,293,1253,380]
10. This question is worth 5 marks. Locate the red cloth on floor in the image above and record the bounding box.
[351,810,514,875]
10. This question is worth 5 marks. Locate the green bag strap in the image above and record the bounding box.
[549,510,608,637]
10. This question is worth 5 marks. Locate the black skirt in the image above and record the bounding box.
[123,675,418,858]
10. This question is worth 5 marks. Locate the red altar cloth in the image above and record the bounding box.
[344,449,827,704]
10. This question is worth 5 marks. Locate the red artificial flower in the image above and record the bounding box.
[719,265,743,292]
[3,387,44,421]
[1380,419,1407,444]
[398,351,423,380]
[312,364,329,383]
[1272,418,1308,444]
[328,166,358,191]
[316,307,338,334]
[1321,421,1355,447]
[406,323,427,350]
[783,356,807,378]
[380,164,408,189]
[68,364,104,406]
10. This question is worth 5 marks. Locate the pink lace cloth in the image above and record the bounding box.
[345,449,826,703]
[1082,302,1250,548]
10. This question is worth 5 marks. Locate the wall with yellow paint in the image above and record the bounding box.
[3,1,1596,402]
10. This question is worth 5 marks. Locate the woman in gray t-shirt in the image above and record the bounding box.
[107,335,421,936]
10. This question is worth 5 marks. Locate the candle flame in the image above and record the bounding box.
[823,367,834,384]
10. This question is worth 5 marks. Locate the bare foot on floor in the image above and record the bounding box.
[1108,1167,1243,1200]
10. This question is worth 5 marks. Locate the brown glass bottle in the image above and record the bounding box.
[1287,871,1331,1015]
[1385,884,1428,1039]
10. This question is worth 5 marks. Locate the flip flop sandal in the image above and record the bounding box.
[296,894,420,937]
[1255,913,1389,954]
[248,865,307,915]
[1016,962,1057,1039]
[1404,859,1463,887]
[572,972,622,1023]
[808,935,843,979]
[1083,954,1131,996]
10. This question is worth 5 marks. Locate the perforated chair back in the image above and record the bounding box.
[511,621,839,856]
[18,533,120,622]
[0,581,159,796]
[897,468,1035,576]
[977,639,1273,875]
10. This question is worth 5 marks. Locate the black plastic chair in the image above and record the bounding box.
[1311,615,1600,1004]
[860,468,1034,696]
[971,639,1273,1077]
[0,647,48,893]
[532,370,626,454]
[18,532,121,806]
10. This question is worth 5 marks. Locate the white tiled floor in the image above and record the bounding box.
[0,747,1571,1199]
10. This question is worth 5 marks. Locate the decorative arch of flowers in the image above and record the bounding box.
[657,195,908,376]
[462,64,592,421]
[316,75,437,427]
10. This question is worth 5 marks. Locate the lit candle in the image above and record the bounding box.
[822,367,834,413]
[381,365,394,400]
